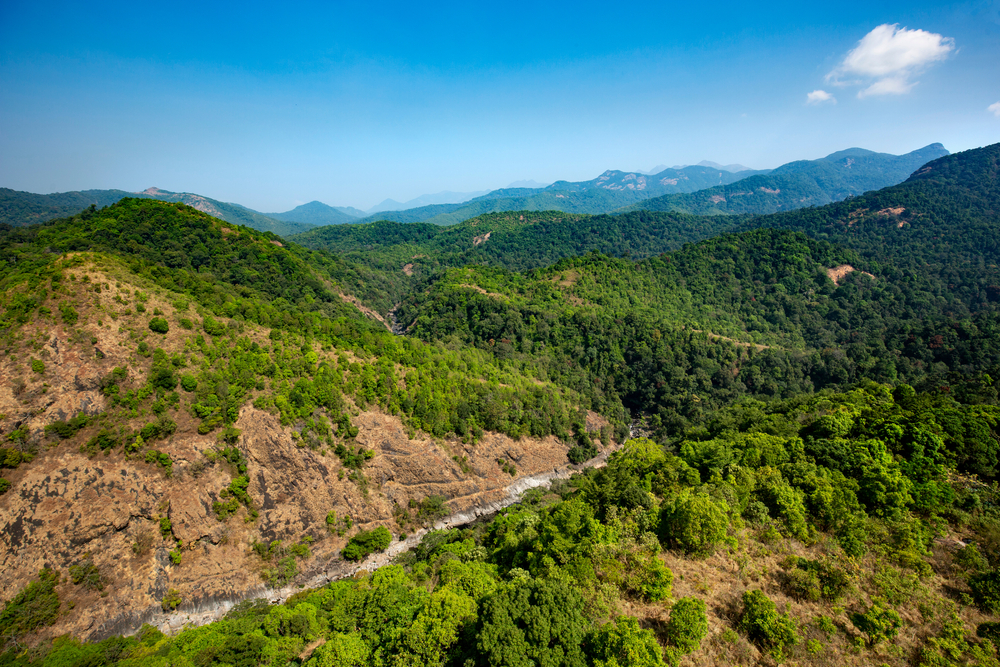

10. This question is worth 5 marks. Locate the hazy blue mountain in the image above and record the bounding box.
[366,190,490,214]
[544,165,765,197]
[631,143,949,216]
[507,179,550,188]
[268,201,363,226]
[357,165,767,226]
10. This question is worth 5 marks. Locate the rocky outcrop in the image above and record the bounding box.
[0,258,612,645]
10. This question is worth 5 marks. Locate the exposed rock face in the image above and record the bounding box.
[0,258,611,644]
[1,366,599,644]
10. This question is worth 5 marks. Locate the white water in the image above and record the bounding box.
[89,446,615,641]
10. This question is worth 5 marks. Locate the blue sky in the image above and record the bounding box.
[1,1,998,211]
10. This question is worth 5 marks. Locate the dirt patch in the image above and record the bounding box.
[402,263,414,276]
[472,232,492,246]
[689,329,770,352]
[457,284,507,300]
[552,269,580,289]
[826,264,876,286]
[758,187,780,194]
[710,195,726,204]
[337,292,390,330]
[877,207,906,217]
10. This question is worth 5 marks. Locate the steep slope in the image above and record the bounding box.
[0,201,608,643]
[632,143,949,215]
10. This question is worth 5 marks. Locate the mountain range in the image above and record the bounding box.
[0,144,948,235]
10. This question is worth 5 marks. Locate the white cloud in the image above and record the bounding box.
[806,89,836,105]
[858,76,914,98]
[990,102,1000,117]
[827,24,954,98]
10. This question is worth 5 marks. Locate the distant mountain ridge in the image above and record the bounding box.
[667,160,753,173]
[354,164,766,226]
[354,144,942,227]
[0,186,313,237]
[0,143,948,236]
[366,190,490,214]
[630,143,949,216]
[267,201,363,226]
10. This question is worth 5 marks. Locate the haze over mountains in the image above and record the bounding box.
[0,143,948,235]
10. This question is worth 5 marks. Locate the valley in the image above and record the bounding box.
[0,144,999,667]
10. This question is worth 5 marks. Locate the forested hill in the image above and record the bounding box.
[0,198,368,327]
[266,200,364,226]
[0,187,311,237]
[630,143,948,216]
[385,143,1000,438]
[289,210,749,313]
[747,142,1000,298]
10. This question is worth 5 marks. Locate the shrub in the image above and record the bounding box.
[342,526,393,561]
[0,478,9,495]
[665,597,708,654]
[588,616,666,667]
[852,602,902,645]
[44,412,90,440]
[30,359,44,374]
[738,590,798,659]
[178,317,193,330]
[180,374,197,392]
[203,316,226,337]
[970,569,1000,614]
[148,317,169,334]
[86,429,119,452]
[955,544,990,573]
[58,302,79,325]
[161,589,181,612]
[660,491,729,555]
[784,558,850,602]
[262,556,299,586]
[0,569,61,643]
[69,558,104,591]
[978,622,1000,645]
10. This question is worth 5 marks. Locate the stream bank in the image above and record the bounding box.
[89,445,616,641]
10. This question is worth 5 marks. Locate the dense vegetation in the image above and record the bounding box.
[289,210,747,313]
[5,382,1000,665]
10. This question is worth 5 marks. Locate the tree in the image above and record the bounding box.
[149,316,169,334]
[659,491,729,555]
[475,578,589,667]
[304,633,369,667]
[738,590,798,659]
[588,616,667,667]
[664,597,708,654]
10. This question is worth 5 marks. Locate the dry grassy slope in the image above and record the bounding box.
[0,255,605,643]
